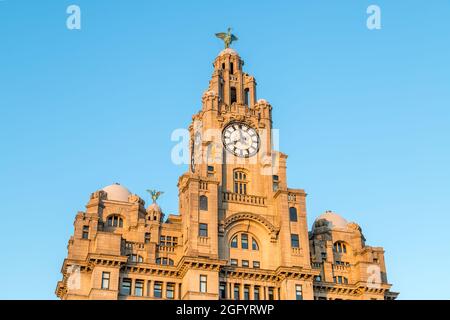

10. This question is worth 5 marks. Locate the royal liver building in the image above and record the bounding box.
[56,33,398,300]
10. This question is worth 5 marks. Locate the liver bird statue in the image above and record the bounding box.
[215,27,238,49]
[146,189,164,203]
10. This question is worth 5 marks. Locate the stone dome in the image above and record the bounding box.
[102,183,131,202]
[219,48,239,56]
[313,210,348,230]
[147,202,161,212]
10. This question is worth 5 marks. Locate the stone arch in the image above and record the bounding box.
[222,212,280,269]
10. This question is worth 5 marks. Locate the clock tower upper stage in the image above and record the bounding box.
[198,48,272,126]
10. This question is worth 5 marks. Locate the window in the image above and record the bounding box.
[135,280,144,296]
[244,285,250,300]
[199,195,208,211]
[129,254,143,263]
[234,170,248,195]
[154,282,162,298]
[252,238,259,251]
[333,276,348,284]
[273,175,279,191]
[241,233,248,249]
[160,235,178,247]
[222,63,225,70]
[156,257,174,266]
[295,285,303,300]
[231,235,238,248]
[219,282,226,299]
[234,284,240,300]
[268,287,274,300]
[334,242,347,253]
[107,215,123,228]
[244,88,249,105]
[291,234,300,248]
[253,261,260,269]
[200,275,207,293]
[315,275,322,282]
[242,260,249,268]
[289,207,298,222]
[166,283,175,299]
[82,226,89,239]
[230,62,234,74]
[254,286,260,300]
[199,223,208,237]
[101,272,110,289]
[121,278,131,295]
[231,259,238,266]
[145,232,151,244]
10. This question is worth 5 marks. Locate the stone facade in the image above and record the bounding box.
[56,48,398,300]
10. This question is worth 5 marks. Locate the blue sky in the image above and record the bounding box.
[0,0,449,299]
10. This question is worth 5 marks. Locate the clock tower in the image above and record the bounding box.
[178,45,316,299]
[56,32,398,300]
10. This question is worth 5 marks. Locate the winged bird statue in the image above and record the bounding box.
[146,189,164,203]
[215,27,238,49]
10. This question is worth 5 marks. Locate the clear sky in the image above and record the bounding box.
[0,0,449,299]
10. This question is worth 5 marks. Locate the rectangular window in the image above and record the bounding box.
[219,282,226,299]
[121,278,131,296]
[154,282,162,298]
[291,234,300,248]
[241,234,248,249]
[295,285,303,300]
[244,88,249,105]
[242,260,249,268]
[135,280,144,297]
[145,232,151,244]
[231,259,238,266]
[254,286,260,300]
[234,284,240,300]
[268,287,274,300]
[244,285,250,300]
[101,272,110,289]
[160,235,166,246]
[199,223,208,237]
[200,275,207,293]
[82,226,89,239]
[253,261,260,269]
[166,283,175,299]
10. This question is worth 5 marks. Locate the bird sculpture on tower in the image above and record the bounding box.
[215,27,238,49]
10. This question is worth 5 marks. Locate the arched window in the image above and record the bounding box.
[230,233,259,251]
[107,215,123,228]
[230,87,237,104]
[333,241,348,253]
[252,238,259,251]
[244,88,250,105]
[199,195,208,211]
[233,170,248,195]
[231,235,238,248]
[289,207,298,222]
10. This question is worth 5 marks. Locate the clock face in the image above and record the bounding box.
[222,122,260,158]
